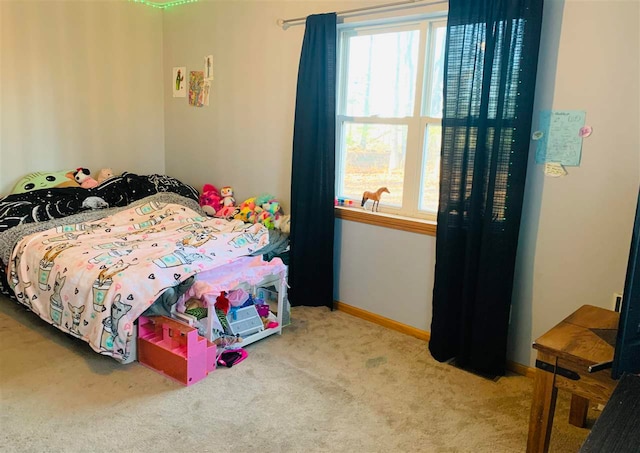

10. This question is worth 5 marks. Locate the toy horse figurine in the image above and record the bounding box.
[361,187,390,212]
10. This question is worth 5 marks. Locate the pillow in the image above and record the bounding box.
[11,169,80,194]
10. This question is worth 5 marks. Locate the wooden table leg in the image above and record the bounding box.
[569,394,589,427]
[527,352,558,453]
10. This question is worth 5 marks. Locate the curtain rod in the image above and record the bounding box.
[277,0,448,30]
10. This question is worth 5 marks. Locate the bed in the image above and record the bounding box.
[0,173,288,363]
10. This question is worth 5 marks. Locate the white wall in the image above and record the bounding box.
[163,0,639,368]
[335,220,436,328]
[510,0,640,366]
[163,1,305,211]
[0,1,165,195]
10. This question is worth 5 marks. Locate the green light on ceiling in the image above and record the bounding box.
[129,0,199,9]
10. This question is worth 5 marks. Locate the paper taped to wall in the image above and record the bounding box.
[173,67,186,98]
[535,110,586,166]
[189,71,205,107]
[544,162,567,177]
[205,55,214,80]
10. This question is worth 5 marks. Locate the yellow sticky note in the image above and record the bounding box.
[544,162,567,177]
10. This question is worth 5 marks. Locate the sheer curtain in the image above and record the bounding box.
[429,0,544,376]
[288,13,337,309]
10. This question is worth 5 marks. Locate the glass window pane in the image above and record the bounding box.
[338,122,406,207]
[420,124,441,212]
[425,25,446,118]
[344,30,419,118]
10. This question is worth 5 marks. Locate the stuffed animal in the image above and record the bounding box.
[96,168,114,184]
[255,194,274,208]
[240,197,259,211]
[275,214,291,234]
[220,186,236,208]
[215,205,240,220]
[233,194,285,228]
[258,195,283,230]
[73,168,98,189]
[262,200,280,216]
[215,186,239,218]
[235,206,260,223]
[215,291,230,315]
[234,197,262,223]
[11,169,78,194]
[257,210,276,229]
[199,184,222,216]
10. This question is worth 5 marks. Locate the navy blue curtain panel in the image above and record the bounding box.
[429,0,544,376]
[288,13,337,309]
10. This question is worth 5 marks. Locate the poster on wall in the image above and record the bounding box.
[204,55,214,80]
[203,80,211,106]
[534,110,586,166]
[172,67,186,98]
[189,71,205,107]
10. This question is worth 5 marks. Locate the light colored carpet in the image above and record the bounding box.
[0,298,592,452]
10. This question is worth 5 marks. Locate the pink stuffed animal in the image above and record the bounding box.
[199,184,222,216]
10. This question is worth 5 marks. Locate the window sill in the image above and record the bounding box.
[334,206,437,236]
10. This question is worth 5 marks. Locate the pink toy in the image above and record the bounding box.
[73,168,98,189]
[199,184,222,216]
[255,303,270,317]
[215,291,230,315]
[217,348,247,368]
[227,288,250,307]
[137,315,217,386]
[215,205,240,219]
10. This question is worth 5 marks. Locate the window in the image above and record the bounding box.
[336,16,447,220]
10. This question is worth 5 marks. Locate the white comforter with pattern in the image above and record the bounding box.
[7,199,269,361]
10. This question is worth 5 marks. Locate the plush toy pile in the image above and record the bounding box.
[10,167,118,194]
[198,185,291,234]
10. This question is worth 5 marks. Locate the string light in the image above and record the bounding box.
[128,0,199,10]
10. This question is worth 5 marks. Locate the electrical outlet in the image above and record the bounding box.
[612,292,624,312]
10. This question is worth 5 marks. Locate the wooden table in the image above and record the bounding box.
[526,305,619,453]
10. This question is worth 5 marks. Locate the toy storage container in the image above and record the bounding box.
[137,315,217,386]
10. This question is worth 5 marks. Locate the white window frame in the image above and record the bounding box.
[336,14,447,221]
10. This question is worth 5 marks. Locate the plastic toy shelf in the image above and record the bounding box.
[170,262,289,349]
[216,271,288,347]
